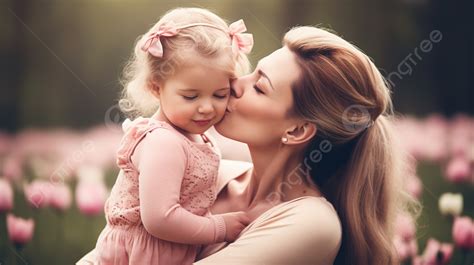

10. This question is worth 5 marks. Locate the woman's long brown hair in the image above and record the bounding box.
[284,26,420,265]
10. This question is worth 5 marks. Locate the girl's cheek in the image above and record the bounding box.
[173,104,194,119]
[220,99,229,110]
[214,99,227,111]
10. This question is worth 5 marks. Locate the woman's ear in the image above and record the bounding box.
[283,122,317,145]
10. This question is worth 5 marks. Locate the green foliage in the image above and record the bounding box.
[416,162,474,264]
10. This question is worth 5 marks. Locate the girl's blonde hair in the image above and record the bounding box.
[119,8,250,118]
[283,26,420,265]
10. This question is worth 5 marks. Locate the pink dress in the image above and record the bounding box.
[95,116,226,265]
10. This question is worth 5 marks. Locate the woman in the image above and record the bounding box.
[79,26,414,265]
[194,26,415,265]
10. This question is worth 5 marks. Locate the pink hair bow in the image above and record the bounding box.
[140,19,254,58]
[140,24,180,57]
[228,19,253,55]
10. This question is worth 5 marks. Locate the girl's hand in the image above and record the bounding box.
[246,201,275,223]
[220,211,250,242]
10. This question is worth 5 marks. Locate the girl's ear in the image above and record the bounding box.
[283,122,317,145]
[148,79,161,98]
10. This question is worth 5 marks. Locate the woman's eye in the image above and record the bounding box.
[253,85,264,94]
[182,95,197,100]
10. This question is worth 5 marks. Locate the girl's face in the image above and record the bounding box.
[156,55,231,135]
[215,47,302,147]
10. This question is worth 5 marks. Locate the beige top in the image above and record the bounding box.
[194,160,342,265]
[76,160,342,265]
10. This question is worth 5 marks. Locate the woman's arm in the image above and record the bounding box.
[137,129,226,245]
[194,197,342,265]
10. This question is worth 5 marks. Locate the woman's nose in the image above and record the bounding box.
[230,77,244,98]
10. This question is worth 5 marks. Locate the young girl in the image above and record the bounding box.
[93,8,253,265]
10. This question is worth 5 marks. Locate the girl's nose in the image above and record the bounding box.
[198,100,214,114]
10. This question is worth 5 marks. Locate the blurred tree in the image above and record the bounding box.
[0,0,472,131]
[1,0,29,132]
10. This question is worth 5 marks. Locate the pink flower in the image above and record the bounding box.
[395,213,416,241]
[422,238,453,265]
[3,155,24,181]
[395,117,425,158]
[0,178,13,211]
[412,256,424,265]
[445,156,471,183]
[7,214,35,247]
[24,180,52,208]
[75,179,107,216]
[452,216,474,250]
[406,175,423,199]
[0,131,12,154]
[394,235,418,261]
[470,224,474,249]
[49,183,72,211]
[422,115,448,161]
[449,115,473,157]
[394,236,409,261]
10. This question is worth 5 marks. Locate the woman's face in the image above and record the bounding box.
[215,46,302,146]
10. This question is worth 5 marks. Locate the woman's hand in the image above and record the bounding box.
[221,211,250,242]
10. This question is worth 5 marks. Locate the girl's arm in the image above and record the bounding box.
[137,129,226,245]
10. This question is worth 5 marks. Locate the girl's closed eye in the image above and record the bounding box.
[214,92,229,99]
[182,94,198,100]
